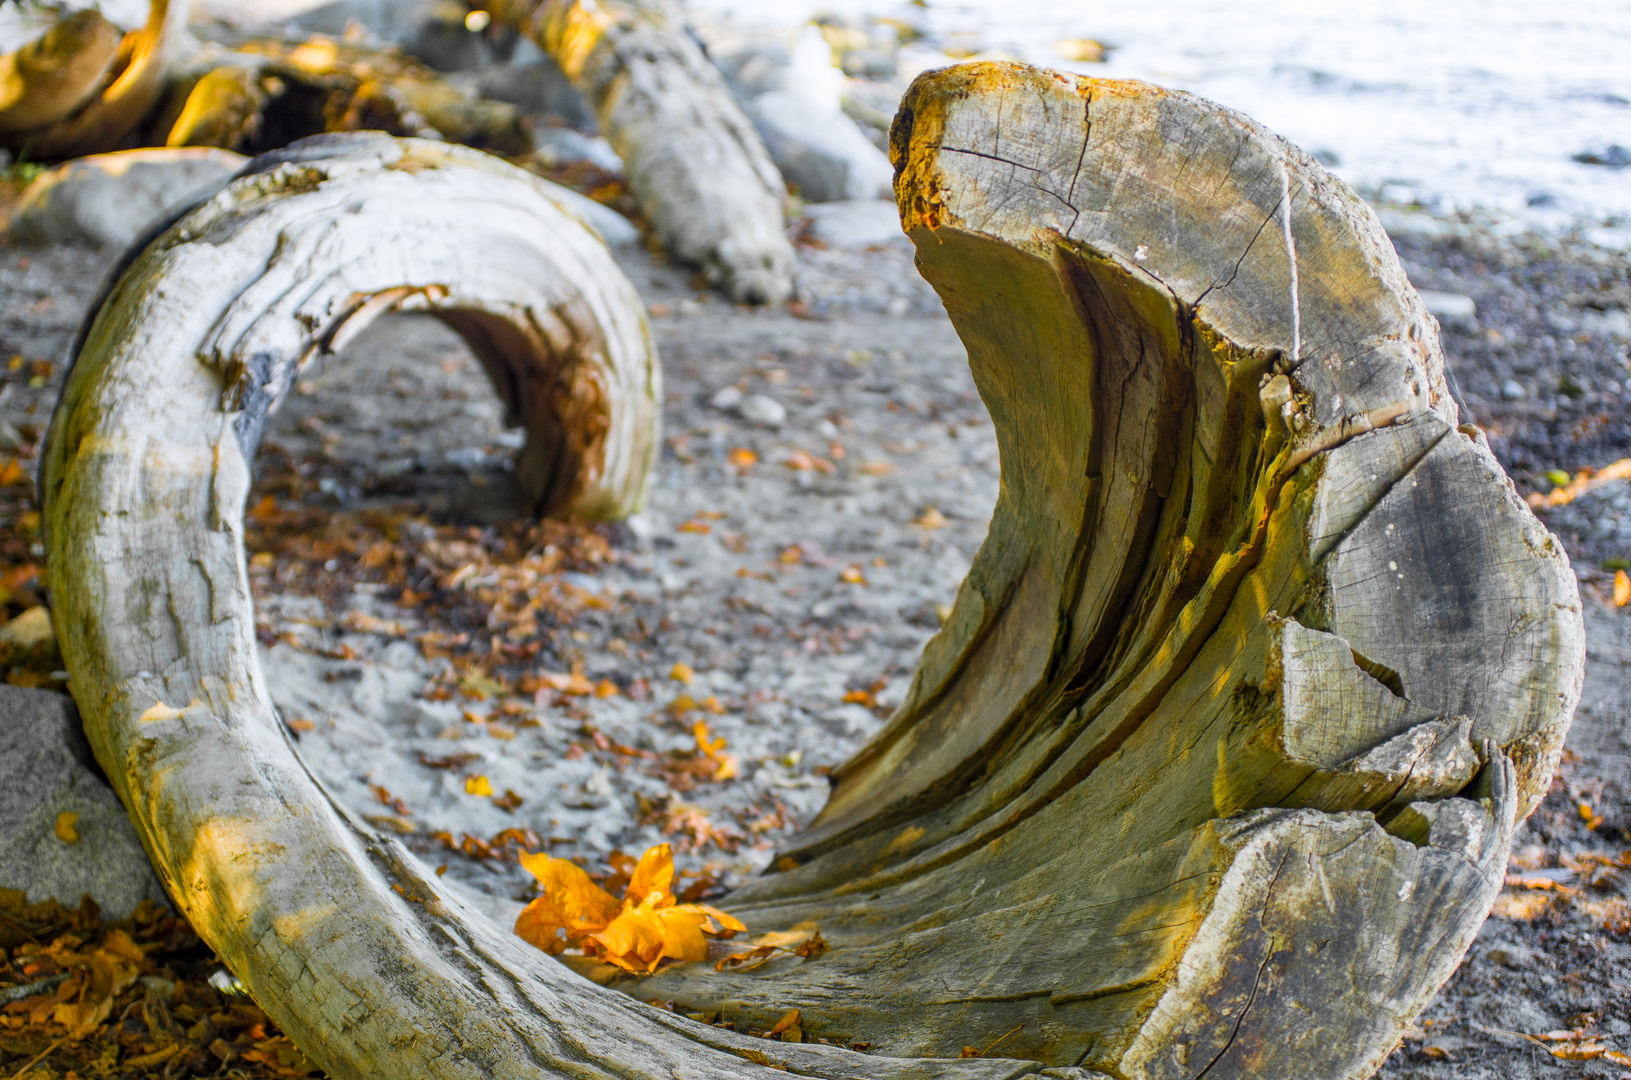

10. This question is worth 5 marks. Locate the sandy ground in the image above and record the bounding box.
[3,203,1630,1075]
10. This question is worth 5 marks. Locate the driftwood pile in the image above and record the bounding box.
[36,59,1583,1080]
[0,0,796,302]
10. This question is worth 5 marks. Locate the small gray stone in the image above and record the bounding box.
[710,386,745,411]
[0,685,168,917]
[803,199,902,248]
[738,394,788,427]
[747,91,894,203]
[1417,290,1476,323]
[531,126,624,173]
[1573,143,1631,168]
[541,183,639,248]
[7,148,247,249]
[1501,379,1526,400]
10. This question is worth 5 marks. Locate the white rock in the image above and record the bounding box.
[710,385,745,410]
[7,148,247,248]
[748,91,894,202]
[532,126,624,173]
[544,183,640,248]
[804,199,902,248]
[1501,379,1526,400]
[1578,308,1631,340]
[739,393,788,427]
[785,24,844,112]
[0,686,168,917]
[1418,290,1477,322]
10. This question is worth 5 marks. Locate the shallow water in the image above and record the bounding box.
[693,0,1631,237]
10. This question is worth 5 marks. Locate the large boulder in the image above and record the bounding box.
[6,146,247,248]
[0,685,168,918]
[747,90,893,202]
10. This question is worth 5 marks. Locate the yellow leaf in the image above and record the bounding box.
[728,448,758,469]
[694,904,746,934]
[55,811,80,844]
[626,843,676,908]
[670,662,695,685]
[712,754,739,782]
[540,671,594,696]
[1615,569,1630,607]
[593,678,620,698]
[694,720,727,758]
[839,566,867,585]
[516,843,748,974]
[465,775,493,796]
[518,851,622,930]
[768,1008,801,1036]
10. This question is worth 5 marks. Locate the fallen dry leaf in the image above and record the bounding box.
[839,566,867,585]
[54,811,80,844]
[913,507,947,529]
[465,775,493,797]
[728,448,758,470]
[670,662,695,685]
[1527,457,1631,510]
[515,843,745,973]
[783,450,835,474]
[858,460,894,476]
[1615,569,1630,608]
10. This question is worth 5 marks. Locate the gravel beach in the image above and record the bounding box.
[2,190,1629,1074]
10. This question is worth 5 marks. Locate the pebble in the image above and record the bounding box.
[803,200,903,248]
[1501,379,1527,400]
[1573,144,1631,168]
[738,393,788,427]
[1418,290,1477,322]
[710,385,745,410]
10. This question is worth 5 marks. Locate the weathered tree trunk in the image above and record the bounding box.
[3,0,191,160]
[42,67,1582,1080]
[492,0,797,305]
[162,36,532,156]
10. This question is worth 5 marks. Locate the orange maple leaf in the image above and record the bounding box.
[515,843,744,972]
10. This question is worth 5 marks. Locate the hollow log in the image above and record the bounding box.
[493,0,797,304]
[41,67,1582,1080]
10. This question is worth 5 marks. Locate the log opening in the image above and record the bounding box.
[41,68,1584,1080]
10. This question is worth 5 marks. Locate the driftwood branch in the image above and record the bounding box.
[42,66,1583,1080]
[494,0,797,304]
[2,0,191,160]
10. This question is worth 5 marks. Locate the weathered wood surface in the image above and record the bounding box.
[41,130,1035,1080]
[41,67,1583,1080]
[632,63,1584,1076]
[163,36,532,156]
[2,0,191,160]
[493,0,797,304]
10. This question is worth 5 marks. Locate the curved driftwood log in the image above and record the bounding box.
[494,0,797,304]
[42,68,1582,1080]
[3,0,191,160]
